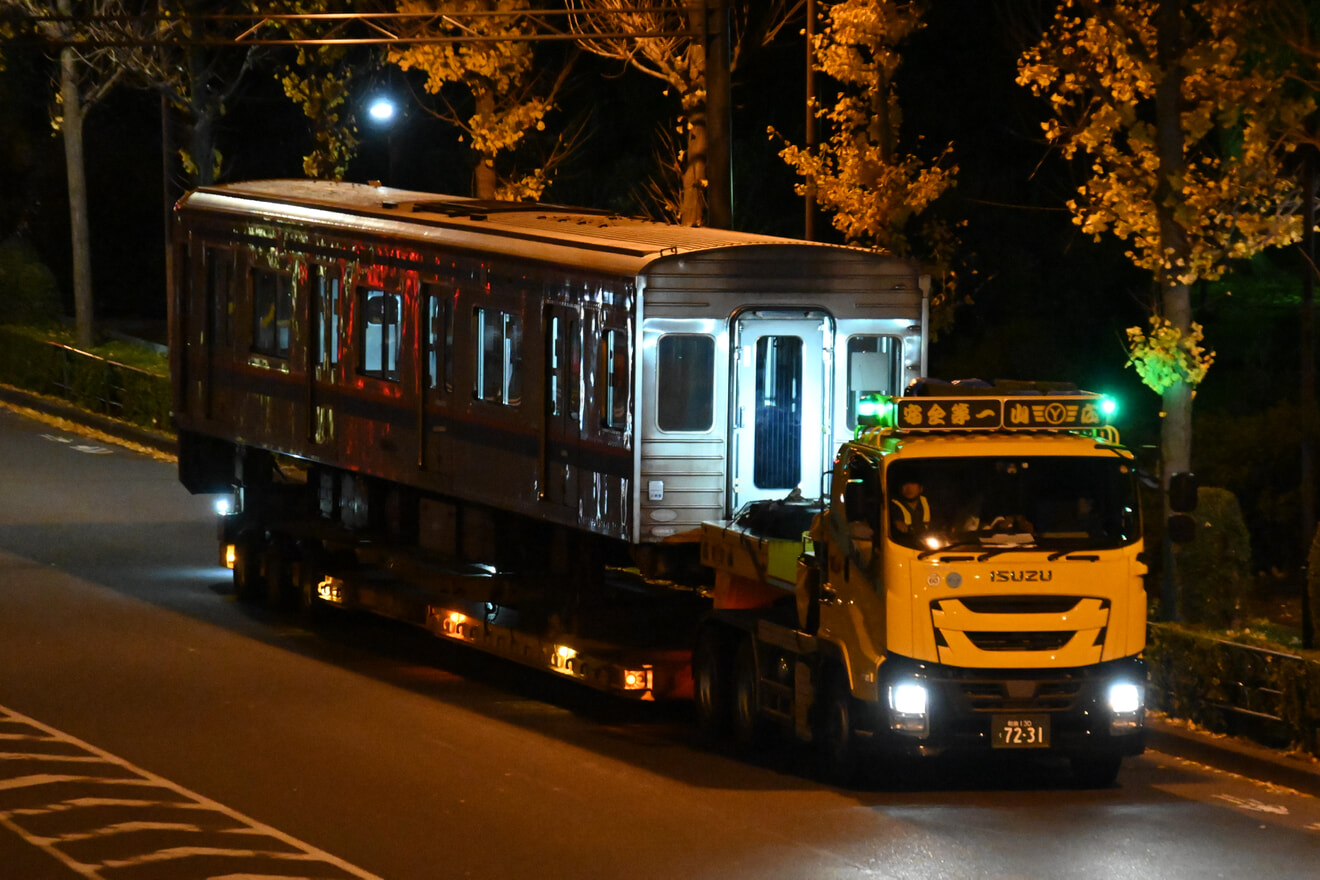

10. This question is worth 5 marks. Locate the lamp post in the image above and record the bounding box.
[364,93,400,184]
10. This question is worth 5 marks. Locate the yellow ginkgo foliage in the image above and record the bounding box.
[1018,0,1307,299]
[1126,316,1215,395]
[390,0,555,200]
[776,0,955,255]
[1018,0,1310,583]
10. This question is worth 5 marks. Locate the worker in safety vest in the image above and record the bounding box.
[890,480,931,534]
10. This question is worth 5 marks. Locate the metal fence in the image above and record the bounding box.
[1148,622,1320,755]
[0,327,171,432]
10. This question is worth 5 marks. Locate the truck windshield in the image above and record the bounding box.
[885,456,1141,551]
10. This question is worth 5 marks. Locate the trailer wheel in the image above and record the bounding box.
[232,530,265,602]
[1070,753,1122,789]
[693,628,731,742]
[731,636,768,749]
[816,668,859,784]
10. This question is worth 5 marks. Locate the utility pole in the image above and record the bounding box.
[705,0,732,229]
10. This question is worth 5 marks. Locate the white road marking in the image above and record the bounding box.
[1212,793,1291,815]
[71,445,113,455]
[0,704,384,880]
[39,433,112,454]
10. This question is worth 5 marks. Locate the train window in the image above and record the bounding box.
[474,307,522,405]
[547,313,581,419]
[251,268,292,358]
[423,284,453,391]
[360,288,402,381]
[753,336,803,489]
[568,320,581,417]
[657,334,714,432]
[846,335,902,427]
[314,267,340,367]
[203,247,233,348]
[601,329,629,430]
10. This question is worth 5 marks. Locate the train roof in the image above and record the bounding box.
[176,180,919,281]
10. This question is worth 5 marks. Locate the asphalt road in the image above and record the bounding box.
[1,404,1318,880]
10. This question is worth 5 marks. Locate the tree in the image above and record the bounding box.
[774,0,955,265]
[387,0,568,200]
[265,1,367,182]
[127,3,265,188]
[1018,0,1309,616]
[278,44,362,181]
[4,0,147,348]
[567,0,798,225]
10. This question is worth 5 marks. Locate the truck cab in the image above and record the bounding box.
[696,382,1148,787]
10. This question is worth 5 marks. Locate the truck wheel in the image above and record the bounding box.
[1070,753,1122,788]
[693,628,731,743]
[816,668,858,784]
[731,636,768,749]
[232,530,265,603]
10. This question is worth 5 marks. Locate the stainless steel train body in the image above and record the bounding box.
[171,180,926,560]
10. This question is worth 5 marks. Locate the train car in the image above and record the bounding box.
[170,179,927,579]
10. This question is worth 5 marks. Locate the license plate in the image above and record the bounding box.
[992,714,1050,748]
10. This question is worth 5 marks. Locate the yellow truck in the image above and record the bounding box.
[694,381,1148,786]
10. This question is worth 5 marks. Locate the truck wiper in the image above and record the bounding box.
[918,541,982,560]
[1047,550,1101,561]
[974,544,1041,561]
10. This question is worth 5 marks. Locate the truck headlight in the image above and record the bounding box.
[1108,682,1141,714]
[1107,681,1143,732]
[889,678,929,736]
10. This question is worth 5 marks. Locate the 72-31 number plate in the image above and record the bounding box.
[993,714,1050,748]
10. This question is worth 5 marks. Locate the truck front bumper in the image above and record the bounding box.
[864,654,1148,759]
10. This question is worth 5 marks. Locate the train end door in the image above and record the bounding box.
[729,309,834,513]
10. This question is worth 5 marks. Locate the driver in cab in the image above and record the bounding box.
[890,479,931,536]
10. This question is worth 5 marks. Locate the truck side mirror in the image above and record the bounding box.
[1168,472,1198,513]
[1167,512,1196,544]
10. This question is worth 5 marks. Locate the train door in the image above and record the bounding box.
[543,302,582,512]
[729,310,833,512]
[307,263,341,445]
[420,281,455,482]
[201,245,235,421]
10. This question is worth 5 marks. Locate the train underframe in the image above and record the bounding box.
[183,431,707,700]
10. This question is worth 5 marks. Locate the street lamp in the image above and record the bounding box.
[367,96,396,124]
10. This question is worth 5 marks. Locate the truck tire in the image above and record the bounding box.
[1070,753,1122,788]
[816,668,859,784]
[731,636,768,749]
[693,627,731,743]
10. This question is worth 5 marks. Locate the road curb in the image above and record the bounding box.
[1146,715,1320,797]
[0,383,176,457]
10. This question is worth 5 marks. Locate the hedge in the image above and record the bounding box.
[0,325,171,432]
[1148,622,1320,757]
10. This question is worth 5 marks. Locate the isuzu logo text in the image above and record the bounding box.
[989,570,1054,582]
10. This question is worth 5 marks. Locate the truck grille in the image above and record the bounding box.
[956,595,1083,614]
[955,677,1083,712]
[965,630,1073,652]
[929,595,1111,665]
